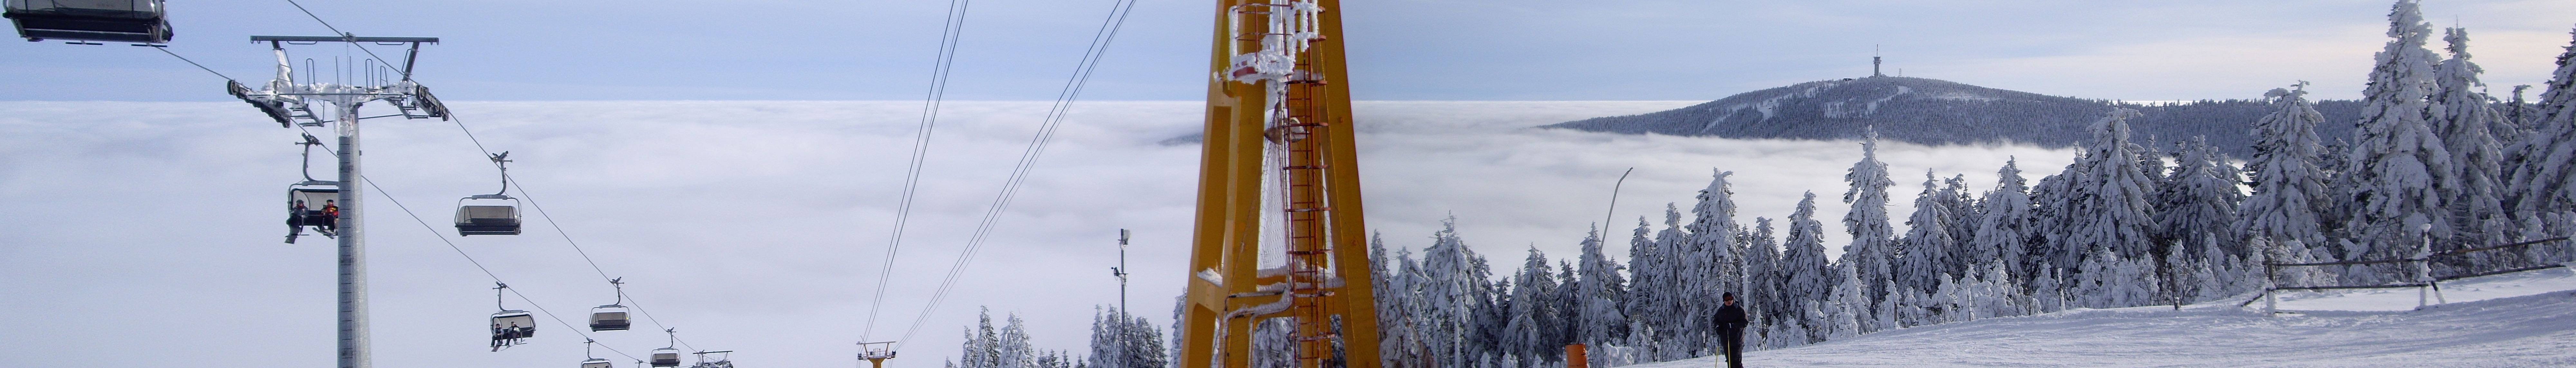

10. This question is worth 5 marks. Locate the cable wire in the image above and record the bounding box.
[307,137,646,361]
[862,0,976,344]
[153,47,236,82]
[891,0,1142,349]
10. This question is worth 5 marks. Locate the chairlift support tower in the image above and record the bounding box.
[1179,0,1380,367]
[230,34,447,368]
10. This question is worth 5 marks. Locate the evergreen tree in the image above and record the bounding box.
[1682,169,1746,356]
[2241,84,2338,288]
[2506,26,2576,248]
[1571,225,1628,348]
[1619,215,1674,355]
[1896,170,1959,303]
[2156,137,2245,259]
[1741,217,1784,347]
[2344,0,2452,285]
[1779,193,1835,344]
[1418,218,1496,368]
[1939,175,1980,278]
[2048,108,2163,307]
[1503,247,1565,367]
[999,314,1035,368]
[961,308,1001,368]
[2433,26,2517,270]
[1971,158,2036,280]
[1843,127,1900,327]
[1087,307,1167,368]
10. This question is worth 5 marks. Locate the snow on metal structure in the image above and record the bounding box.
[227,33,445,368]
[1178,0,1380,367]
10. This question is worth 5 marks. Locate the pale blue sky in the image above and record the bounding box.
[2,1,2571,101]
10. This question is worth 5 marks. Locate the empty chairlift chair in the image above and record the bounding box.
[454,194,521,236]
[650,348,682,368]
[582,358,614,368]
[589,305,629,331]
[4,0,173,43]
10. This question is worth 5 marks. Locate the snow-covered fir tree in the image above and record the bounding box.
[1971,158,2036,281]
[1416,218,1497,368]
[2341,0,2453,285]
[2154,137,2247,299]
[1678,169,1747,356]
[2432,26,2520,271]
[2241,84,2339,288]
[1570,225,1627,365]
[1741,217,1788,348]
[2052,108,2162,308]
[1620,214,1680,358]
[1895,170,1960,321]
[1841,127,1899,331]
[1502,247,1565,367]
[2505,26,2576,258]
[1779,192,1835,344]
[1087,306,1165,368]
[1367,233,1425,368]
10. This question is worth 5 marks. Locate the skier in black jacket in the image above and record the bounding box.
[1714,292,1749,368]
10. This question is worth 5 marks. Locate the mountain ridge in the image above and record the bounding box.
[1540,76,2362,157]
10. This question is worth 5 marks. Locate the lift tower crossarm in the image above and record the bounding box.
[227,35,445,368]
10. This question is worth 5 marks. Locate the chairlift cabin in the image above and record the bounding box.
[4,0,172,44]
[649,348,682,367]
[589,304,630,331]
[491,309,536,349]
[454,194,521,236]
[581,358,615,368]
[687,350,735,368]
[285,181,341,243]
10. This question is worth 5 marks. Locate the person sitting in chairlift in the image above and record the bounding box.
[321,200,340,231]
[290,200,308,225]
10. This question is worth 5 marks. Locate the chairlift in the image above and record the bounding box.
[456,194,521,235]
[650,328,683,367]
[582,339,616,368]
[283,134,338,244]
[590,278,631,332]
[491,309,535,350]
[649,348,682,367]
[687,350,735,368]
[490,283,536,351]
[455,152,521,236]
[285,181,341,243]
[4,0,174,44]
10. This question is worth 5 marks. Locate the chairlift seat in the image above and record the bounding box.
[589,305,630,331]
[5,0,172,43]
[455,194,521,236]
[650,348,682,367]
[491,310,537,341]
[288,184,341,228]
[582,358,615,368]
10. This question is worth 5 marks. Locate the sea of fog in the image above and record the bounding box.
[0,100,2074,367]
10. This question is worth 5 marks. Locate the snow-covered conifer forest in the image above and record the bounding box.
[1345,1,2576,367]
[953,2,2576,366]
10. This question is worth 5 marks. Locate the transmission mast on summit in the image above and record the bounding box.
[230,34,449,368]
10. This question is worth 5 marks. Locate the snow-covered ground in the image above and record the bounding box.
[1627,267,2576,367]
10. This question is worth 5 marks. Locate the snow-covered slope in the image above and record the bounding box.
[1625,268,2576,367]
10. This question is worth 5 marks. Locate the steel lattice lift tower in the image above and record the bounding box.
[230,34,448,368]
[1177,0,1380,367]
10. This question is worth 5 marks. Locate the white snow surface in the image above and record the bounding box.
[1625,268,2576,367]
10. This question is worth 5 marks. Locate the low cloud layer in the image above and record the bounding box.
[0,100,2073,367]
